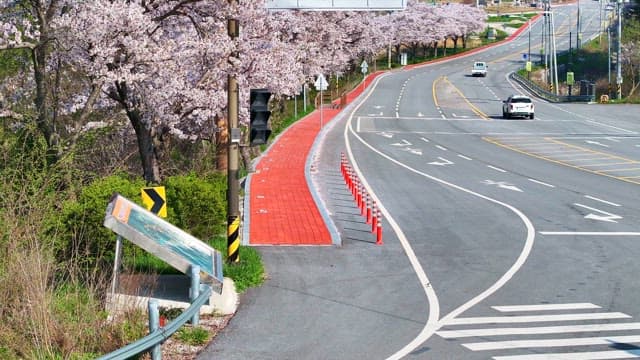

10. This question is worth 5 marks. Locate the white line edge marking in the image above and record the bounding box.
[528,178,555,188]
[445,312,630,326]
[343,72,536,360]
[584,195,621,207]
[465,335,640,351]
[488,165,507,173]
[458,154,473,160]
[574,203,620,218]
[436,322,640,338]
[492,303,600,312]
[540,232,640,236]
[493,349,640,360]
[436,145,448,151]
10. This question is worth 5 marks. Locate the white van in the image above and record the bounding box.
[471,61,488,77]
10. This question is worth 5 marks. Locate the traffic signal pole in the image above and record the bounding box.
[227,0,241,263]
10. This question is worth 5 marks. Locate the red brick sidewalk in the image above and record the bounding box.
[246,72,384,245]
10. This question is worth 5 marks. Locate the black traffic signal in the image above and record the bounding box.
[249,89,272,146]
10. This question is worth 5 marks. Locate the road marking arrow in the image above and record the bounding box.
[379,132,393,138]
[483,180,523,192]
[575,203,622,223]
[429,157,454,166]
[392,139,412,146]
[403,148,422,155]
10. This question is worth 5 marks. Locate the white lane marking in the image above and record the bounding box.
[492,303,600,312]
[584,195,621,207]
[484,180,523,192]
[379,131,393,138]
[443,312,630,326]
[403,148,422,156]
[420,137,430,143]
[345,73,440,360]
[528,178,555,188]
[540,232,640,236]
[391,139,412,146]
[429,157,454,166]
[458,154,473,160]
[436,322,640,338]
[345,73,536,360]
[465,335,640,351]
[488,165,507,173]
[493,349,640,360]
[435,145,448,151]
[575,203,623,223]
[586,140,610,147]
[606,137,621,142]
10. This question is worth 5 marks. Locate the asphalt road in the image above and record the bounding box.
[200,2,640,359]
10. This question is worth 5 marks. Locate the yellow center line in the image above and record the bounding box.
[546,137,638,163]
[483,137,640,186]
[597,168,640,173]
[442,76,490,120]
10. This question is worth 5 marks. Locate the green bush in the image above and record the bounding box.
[46,172,227,275]
[164,172,227,240]
[44,173,146,273]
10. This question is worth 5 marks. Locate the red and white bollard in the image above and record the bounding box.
[376,222,383,245]
[366,199,373,224]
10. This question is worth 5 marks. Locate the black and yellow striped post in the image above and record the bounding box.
[227,215,240,263]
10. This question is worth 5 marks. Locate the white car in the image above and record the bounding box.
[502,95,534,119]
[471,61,488,77]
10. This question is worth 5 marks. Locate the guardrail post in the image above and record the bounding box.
[189,266,201,325]
[148,299,161,360]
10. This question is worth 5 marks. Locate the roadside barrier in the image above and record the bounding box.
[340,152,383,245]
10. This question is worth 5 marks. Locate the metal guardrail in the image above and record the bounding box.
[510,72,595,103]
[98,283,213,360]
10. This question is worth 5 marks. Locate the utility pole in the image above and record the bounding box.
[608,27,612,96]
[616,0,623,99]
[577,0,581,49]
[227,0,241,263]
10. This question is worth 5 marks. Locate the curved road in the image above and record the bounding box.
[202,2,640,359]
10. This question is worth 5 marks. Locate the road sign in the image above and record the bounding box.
[361,60,368,74]
[104,194,224,292]
[314,73,328,91]
[526,61,532,72]
[141,186,167,217]
[522,53,528,60]
[566,71,574,86]
[265,0,406,10]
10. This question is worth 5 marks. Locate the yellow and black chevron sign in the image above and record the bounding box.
[141,186,167,218]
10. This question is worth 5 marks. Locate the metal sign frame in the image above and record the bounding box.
[104,193,224,292]
[265,0,406,10]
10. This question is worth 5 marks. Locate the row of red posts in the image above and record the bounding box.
[340,152,383,245]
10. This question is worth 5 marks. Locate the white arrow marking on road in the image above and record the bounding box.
[429,157,454,166]
[379,132,393,138]
[403,148,422,155]
[586,140,609,147]
[575,203,622,223]
[392,139,412,146]
[483,180,523,192]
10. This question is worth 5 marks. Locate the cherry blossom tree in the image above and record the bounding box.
[3,0,487,183]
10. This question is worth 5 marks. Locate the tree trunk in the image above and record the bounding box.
[216,116,228,171]
[109,81,161,184]
[128,110,161,184]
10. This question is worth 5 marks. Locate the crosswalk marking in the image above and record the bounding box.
[437,322,640,338]
[493,349,640,360]
[437,302,640,359]
[464,335,640,351]
[444,312,630,326]
[492,303,601,312]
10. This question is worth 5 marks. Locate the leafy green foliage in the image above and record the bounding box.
[164,172,227,240]
[175,326,210,346]
[210,236,265,293]
[43,173,146,273]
